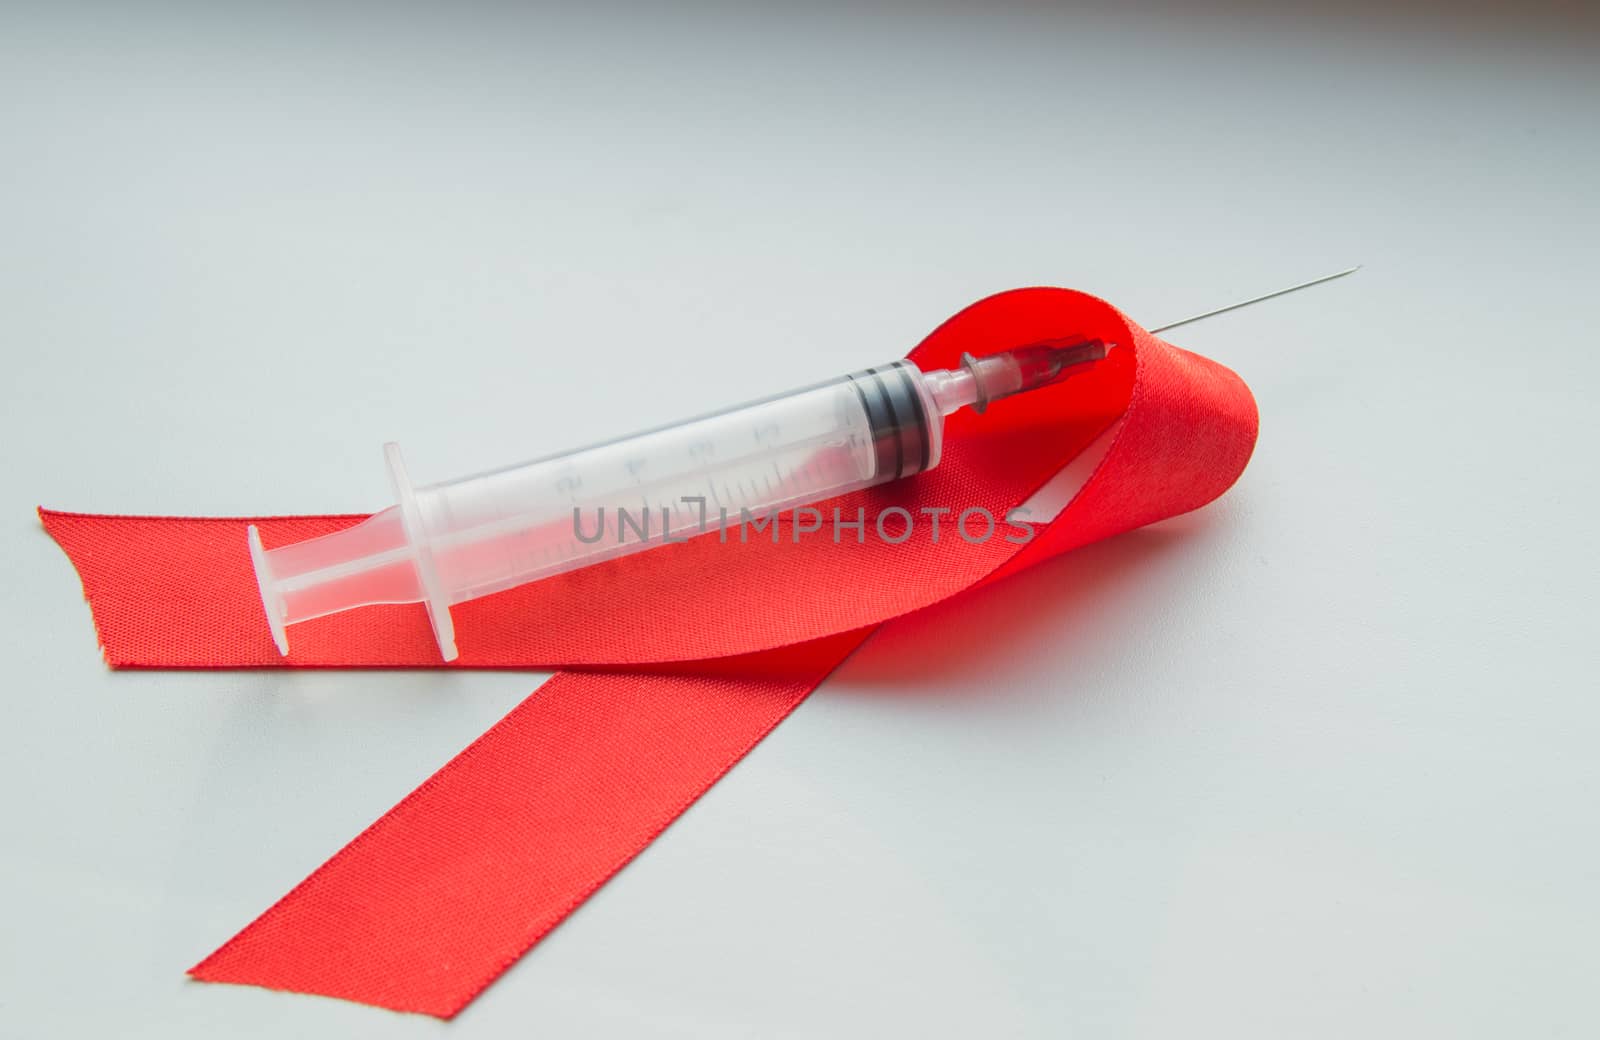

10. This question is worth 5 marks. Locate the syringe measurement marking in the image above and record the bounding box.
[473,427,874,582]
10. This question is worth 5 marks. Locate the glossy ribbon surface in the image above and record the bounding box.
[43,288,1259,1017]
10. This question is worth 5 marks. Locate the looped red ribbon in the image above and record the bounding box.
[42,288,1258,1017]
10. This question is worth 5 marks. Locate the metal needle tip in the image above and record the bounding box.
[1148,265,1361,335]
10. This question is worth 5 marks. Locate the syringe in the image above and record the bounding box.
[250,340,1110,660]
[251,268,1358,660]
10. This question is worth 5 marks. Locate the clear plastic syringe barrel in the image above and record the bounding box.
[249,360,941,660]
[423,360,939,602]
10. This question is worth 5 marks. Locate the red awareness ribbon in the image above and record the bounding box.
[41,288,1258,1017]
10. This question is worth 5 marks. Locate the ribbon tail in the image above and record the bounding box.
[189,643,865,1018]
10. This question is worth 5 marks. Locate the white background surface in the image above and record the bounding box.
[3,2,1597,1036]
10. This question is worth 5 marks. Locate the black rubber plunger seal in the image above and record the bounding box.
[848,362,932,481]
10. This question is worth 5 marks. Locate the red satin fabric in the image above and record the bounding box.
[41,288,1258,1017]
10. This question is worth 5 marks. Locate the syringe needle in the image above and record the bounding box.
[1148,265,1361,335]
